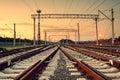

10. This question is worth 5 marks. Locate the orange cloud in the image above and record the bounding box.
[0,17,4,20]
[0,28,10,31]
[16,22,32,26]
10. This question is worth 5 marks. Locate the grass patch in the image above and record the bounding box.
[5,45,33,51]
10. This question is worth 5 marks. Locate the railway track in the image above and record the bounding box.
[0,45,57,80]
[61,46,120,80]
[88,45,120,53]
[0,46,39,58]
[82,47,120,61]
[79,45,120,57]
[65,45,120,69]
[38,49,88,80]
[0,45,55,70]
[0,45,120,80]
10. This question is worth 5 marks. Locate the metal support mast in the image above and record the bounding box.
[77,23,80,43]
[33,17,36,46]
[13,23,16,46]
[111,8,115,45]
[44,31,47,45]
[98,9,115,45]
[75,31,77,44]
[37,9,41,45]
[95,18,99,45]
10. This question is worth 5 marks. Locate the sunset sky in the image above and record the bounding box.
[0,0,120,41]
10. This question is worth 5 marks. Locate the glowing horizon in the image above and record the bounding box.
[0,0,120,41]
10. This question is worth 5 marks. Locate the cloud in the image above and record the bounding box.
[16,22,33,26]
[41,24,62,29]
[0,28,10,31]
[15,23,62,29]
[0,17,4,20]
[82,32,95,37]
[41,24,74,29]
[14,23,76,30]
[81,29,96,37]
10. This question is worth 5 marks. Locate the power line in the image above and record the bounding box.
[67,0,76,26]
[63,0,69,13]
[4,24,13,31]
[103,1,120,12]
[68,0,80,26]
[85,0,98,13]
[74,0,80,12]
[4,24,13,35]
[62,1,74,28]
[34,0,38,9]
[52,0,57,13]
[22,0,35,13]
[63,0,70,27]
[90,0,106,13]
[66,0,73,13]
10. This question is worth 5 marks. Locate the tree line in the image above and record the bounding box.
[0,37,32,43]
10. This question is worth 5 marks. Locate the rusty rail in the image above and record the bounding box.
[64,45,120,69]
[0,45,55,70]
[0,46,37,58]
[84,46,120,57]
[60,47,111,80]
[14,47,59,80]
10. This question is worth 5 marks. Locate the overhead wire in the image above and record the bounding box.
[74,0,80,12]
[66,0,73,14]
[73,0,105,38]
[34,0,38,9]
[63,0,69,13]
[76,0,96,25]
[96,1,120,39]
[61,0,73,27]
[103,1,120,12]
[101,1,120,38]
[22,0,35,13]
[89,0,106,13]
[68,0,80,26]
[4,24,13,35]
[52,0,63,29]
[68,0,80,25]
[4,24,13,31]
[85,0,98,13]
[52,0,57,13]
[76,0,97,26]
[78,0,93,13]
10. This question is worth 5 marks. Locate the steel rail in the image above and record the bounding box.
[0,45,55,70]
[0,46,37,58]
[85,46,120,57]
[60,47,111,80]
[14,47,59,80]
[64,45,120,69]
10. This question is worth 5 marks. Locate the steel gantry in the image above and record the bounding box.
[31,10,99,45]
[32,14,98,19]
[44,29,77,45]
[48,35,68,43]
